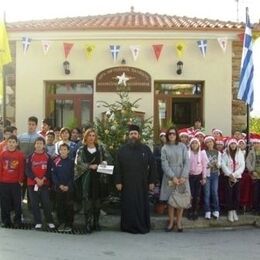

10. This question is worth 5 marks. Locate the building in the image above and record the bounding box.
[4,9,260,137]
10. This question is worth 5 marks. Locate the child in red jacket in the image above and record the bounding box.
[26,136,55,230]
[0,135,24,227]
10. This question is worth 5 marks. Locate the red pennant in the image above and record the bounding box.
[152,44,163,61]
[63,42,74,59]
[238,33,244,43]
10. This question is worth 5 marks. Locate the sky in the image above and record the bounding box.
[2,0,260,115]
[2,0,260,22]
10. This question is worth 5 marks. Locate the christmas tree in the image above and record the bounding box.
[95,82,153,160]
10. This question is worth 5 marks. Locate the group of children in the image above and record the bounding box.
[156,124,260,222]
[1,115,259,233]
[0,117,80,232]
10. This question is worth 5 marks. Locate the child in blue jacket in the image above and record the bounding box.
[52,143,74,232]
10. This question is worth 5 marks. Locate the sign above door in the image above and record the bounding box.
[96,66,151,92]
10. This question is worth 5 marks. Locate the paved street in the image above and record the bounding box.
[0,227,259,260]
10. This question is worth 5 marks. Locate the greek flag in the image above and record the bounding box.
[237,8,254,109]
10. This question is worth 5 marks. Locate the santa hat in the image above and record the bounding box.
[241,133,246,138]
[215,139,224,146]
[178,128,189,137]
[159,131,166,137]
[212,128,223,135]
[238,139,246,145]
[189,137,200,146]
[250,133,260,143]
[204,135,215,143]
[226,138,238,147]
[194,131,206,138]
[253,138,260,144]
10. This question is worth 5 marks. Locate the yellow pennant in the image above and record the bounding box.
[176,42,186,58]
[253,32,260,41]
[85,44,96,59]
[0,21,12,67]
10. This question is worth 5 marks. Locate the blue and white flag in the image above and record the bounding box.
[197,40,207,57]
[237,8,254,109]
[109,45,120,62]
[22,36,31,54]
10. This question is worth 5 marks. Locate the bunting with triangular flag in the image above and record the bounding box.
[129,45,140,61]
[176,42,186,58]
[22,36,32,54]
[85,44,96,59]
[42,40,51,55]
[0,21,12,67]
[0,20,12,114]
[217,38,228,53]
[197,40,207,57]
[152,44,163,61]
[109,45,120,62]
[63,42,74,59]
[253,32,260,41]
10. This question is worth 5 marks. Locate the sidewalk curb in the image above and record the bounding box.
[21,207,260,231]
[100,214,260,230]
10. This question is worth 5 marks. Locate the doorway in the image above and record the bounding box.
[172,98,201,129]
[154,81,203,140]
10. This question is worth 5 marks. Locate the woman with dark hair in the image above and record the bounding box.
[222,138,245,222]
[70,127,82,144]
[74,128,111,233]
[160,127,190,232]
[55,127,78,159]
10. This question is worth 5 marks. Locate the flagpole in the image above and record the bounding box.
[2,12,7,128]
[2,66,7,128]
[246,104,250,155]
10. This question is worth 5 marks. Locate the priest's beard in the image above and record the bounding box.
[128,137,141,148]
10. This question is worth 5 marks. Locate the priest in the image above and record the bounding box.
[114,124,157,234]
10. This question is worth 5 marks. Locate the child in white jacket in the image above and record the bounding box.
[221,138,245,222]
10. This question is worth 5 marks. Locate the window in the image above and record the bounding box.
[45,81,93,128]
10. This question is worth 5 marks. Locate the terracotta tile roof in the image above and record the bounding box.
[7,11,249,32]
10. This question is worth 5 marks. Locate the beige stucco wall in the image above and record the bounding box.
[13,30,235,135]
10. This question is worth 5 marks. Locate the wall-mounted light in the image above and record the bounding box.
[63,61,70,75]
[176,61,183,75]
[121,58,126,65]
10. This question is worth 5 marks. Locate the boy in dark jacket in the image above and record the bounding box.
[26,136,55,230]
[52,143,74,232]
[0,135,24,227]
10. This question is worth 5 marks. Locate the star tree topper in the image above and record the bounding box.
[116,72,129,86]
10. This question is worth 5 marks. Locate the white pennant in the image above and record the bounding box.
[217,37,228,53]
[109,45,120,62]
[22,36,32,54]
[130,45,140,61]
[42,40,51,55]
[197,40,207,57]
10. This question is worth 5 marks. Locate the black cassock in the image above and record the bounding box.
[114,142,157,234]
